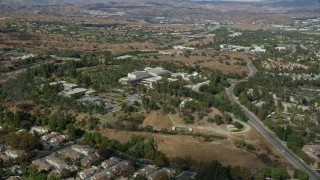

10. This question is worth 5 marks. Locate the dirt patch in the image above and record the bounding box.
[155,134,264,171]
[142,111,173,130]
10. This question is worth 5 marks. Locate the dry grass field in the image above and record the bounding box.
[100,127,292,172]
[146,51,251,75]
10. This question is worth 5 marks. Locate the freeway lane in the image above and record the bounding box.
[226,61,320,180]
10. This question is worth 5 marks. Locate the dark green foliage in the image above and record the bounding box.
[0,130,42,150]
[195,160,230,180]
[233,121,244,129]
[82,132,168,166]
[294,169,309,180]
[255,166,289,180]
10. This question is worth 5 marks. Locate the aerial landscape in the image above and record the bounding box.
[0,0,320,179]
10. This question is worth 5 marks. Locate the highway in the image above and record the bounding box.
[226,61,320,180]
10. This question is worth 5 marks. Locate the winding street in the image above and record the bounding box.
[226,61,320,180]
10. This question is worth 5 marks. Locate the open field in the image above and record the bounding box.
[146,51,251,75]
[100,127,292,172]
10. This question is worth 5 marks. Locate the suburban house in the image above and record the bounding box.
[302,145,320,167]
[31,126,49,135]
[71,144,94,156]
[5,150,25,159]
[60,148,83,161]
[49,134,68,145]
[133,165,158,178]
[80,152,100,167]
[32,159,52,172]
[78,166,99,180]
[111,160,134,176]
[45,155,67,169]
[147,168,176,180]
[41,132,60,142]
[101,157,121,169]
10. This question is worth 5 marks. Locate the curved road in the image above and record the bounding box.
[226,61,320,180]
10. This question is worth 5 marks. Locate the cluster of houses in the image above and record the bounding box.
[133,165,176,180]
[0,126,68,163]
[0,148,26,162]
[0,51,36,61]
[219,44,266,53]
[159,45,195,55]
[229,32,242,37]
[302,145,320,168]
[262,58,309,71]
[31,126,68,149]
[119,67,205,89]
[29,142,176,180]
[31,144,134,179]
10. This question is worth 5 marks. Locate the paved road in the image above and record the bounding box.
[226,61,320,180]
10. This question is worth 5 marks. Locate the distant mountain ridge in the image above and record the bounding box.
[0,0,319,13]
[1,0,319,6]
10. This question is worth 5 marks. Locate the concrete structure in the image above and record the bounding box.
[141,76,162,89]
[85,89,97,96]
[173,45,195,51]
[31,126,49,135]
[119,71,151,85]
[229,32,242,37]
[180,98,195,108]
[78,96,104,106]
[144,67,171,77]
[185,80,210,92]
[172,126,193,132]
[276,46,286,51]
[63,83,79,91]
[64,88,88,98]
[116,55,135,60]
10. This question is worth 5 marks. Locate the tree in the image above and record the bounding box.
[48,173,61,180]
[104,51,113,63]
[195,161,230,180]
[154,171,169,180]
[230,166,252,180]
[294,169,309,180]
[134,175,147,180]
